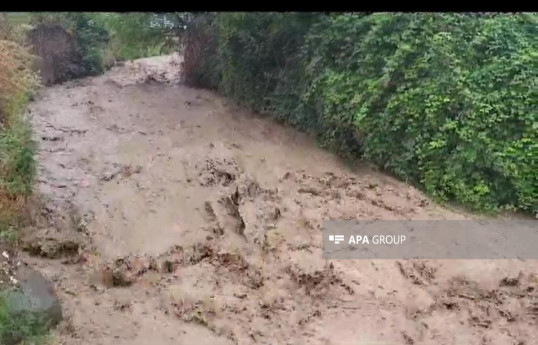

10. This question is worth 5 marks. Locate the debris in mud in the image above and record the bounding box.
[298,309,322,326]
[120,164,142,177]
[469,315,492,328]
[116,255,157,281]
[218,194,246,238]
[212,252,248,271]
[423,274,538,333]
[367,182,378,189]
[268,207,281,221]
[203,201,217,222]
[402,331,415,345]
[216,253,263,289]
[298,187,321,196]
[181,243,214,265]
[172,298,217,328]
[21,229,83,259]
[370,198,396,212]
[397,261,436,286]
[288,243,312,252]
[41,135,63,142]
[237,176,266,200]
[113,296,132,311]
[229,142,242,150]
[279,171,291,182]
[263,229,285,253]
[497,306,516,322]
[110,270,134,287]
[100,164,142,181]
[346,190,365,200]
[45,123,88,135]
[197,158,239,187]
[287,264,353,298]
[100,169,120,182]
[95,255,161,288]
[245,270,264,290]
[106,124,127,133]
[500,274,521,287]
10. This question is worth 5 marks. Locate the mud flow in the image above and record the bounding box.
[23,55,537,345]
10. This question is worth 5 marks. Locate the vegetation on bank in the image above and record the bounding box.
[0,15,39,240]
[29,12,186,74]
[182,12,537,214]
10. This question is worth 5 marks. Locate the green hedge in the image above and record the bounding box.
[184,12,537,213]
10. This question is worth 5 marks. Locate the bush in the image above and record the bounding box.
[183,13,537,213]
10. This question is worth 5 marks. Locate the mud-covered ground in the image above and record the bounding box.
[21,55,537,345]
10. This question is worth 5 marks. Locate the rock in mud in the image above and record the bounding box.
[3,266,62,344]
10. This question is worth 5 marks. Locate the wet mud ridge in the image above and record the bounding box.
[22,55,538,345]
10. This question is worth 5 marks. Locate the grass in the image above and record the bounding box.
[0,114,36,197]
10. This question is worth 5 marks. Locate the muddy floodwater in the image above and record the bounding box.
[22,55,538,345]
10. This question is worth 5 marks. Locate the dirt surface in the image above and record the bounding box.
[23,55,537,345]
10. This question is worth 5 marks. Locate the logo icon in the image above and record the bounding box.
[329,235,345,244]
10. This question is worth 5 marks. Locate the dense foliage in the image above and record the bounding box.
[183,12,537,213]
